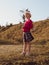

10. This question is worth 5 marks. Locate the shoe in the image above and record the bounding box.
[20,52,26,56]
[25,53,30,56]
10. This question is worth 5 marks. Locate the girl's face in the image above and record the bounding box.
[25,13,31,19]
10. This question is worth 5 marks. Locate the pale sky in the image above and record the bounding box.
[0,0,49,26]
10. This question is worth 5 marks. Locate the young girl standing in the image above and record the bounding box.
[21,11,34,56]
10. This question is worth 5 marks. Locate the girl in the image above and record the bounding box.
[21,11,34,56]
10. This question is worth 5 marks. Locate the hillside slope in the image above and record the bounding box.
[0,19,49,44]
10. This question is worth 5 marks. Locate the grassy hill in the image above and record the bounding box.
[0,19,49,44]
[0,19,49,65]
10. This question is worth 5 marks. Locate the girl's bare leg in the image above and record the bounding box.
[26,42,31,55]
[22,42,27,54]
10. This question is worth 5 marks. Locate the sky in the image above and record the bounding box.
[0,0,49,26]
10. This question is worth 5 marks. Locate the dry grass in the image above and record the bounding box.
[0,43,49,65]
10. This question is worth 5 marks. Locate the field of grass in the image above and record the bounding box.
[0,42,49,65]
